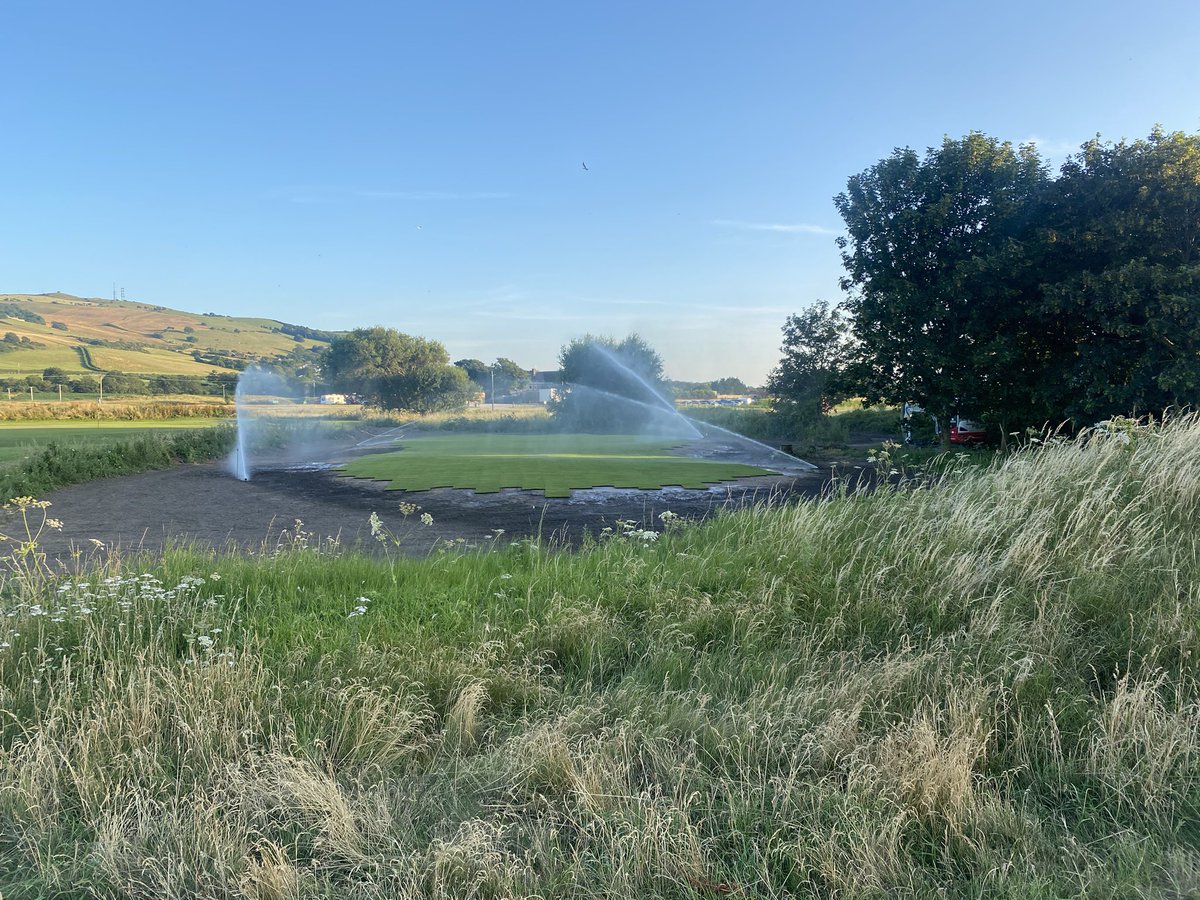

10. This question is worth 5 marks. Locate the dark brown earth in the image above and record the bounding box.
[20,430,878,564]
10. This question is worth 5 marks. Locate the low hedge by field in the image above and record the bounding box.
[0,425,236,501]
[0,417,1196,896]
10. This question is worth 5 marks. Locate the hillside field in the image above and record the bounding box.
[0,292,331,376]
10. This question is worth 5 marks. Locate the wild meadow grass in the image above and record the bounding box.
[0,417,1197,897]
[0,400,233,422]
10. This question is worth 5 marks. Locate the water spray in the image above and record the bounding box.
[229,366,303,481]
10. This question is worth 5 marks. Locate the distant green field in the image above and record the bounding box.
[0,418,225,465]
[341,433,773,497]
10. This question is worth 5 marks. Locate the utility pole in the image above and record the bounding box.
[58,384,62,401]
[98,373,106,404]
[490,364,496,411]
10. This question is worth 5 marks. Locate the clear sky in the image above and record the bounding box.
[3,1,1198,384]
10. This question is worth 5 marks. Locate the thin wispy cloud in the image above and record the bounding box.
[710,218,839,236]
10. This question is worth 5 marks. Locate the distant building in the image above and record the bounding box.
[501,387,560,405]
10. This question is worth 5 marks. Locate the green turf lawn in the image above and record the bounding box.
[340,433,773,496]
[0,418,224,464]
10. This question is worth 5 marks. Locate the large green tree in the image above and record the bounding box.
[835,133,1049,441]
[1039,128,1200,420]
[323,327,470,411]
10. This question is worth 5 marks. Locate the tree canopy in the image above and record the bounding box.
[784,127,1200,437]
[554,333,673,432]
[1038,128,1200,419]
[324,327,473,411]
[834,132,1049,432]
[558,333,665,395]
[767,301,850,427]
[710,376,750,395]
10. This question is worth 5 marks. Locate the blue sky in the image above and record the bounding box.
[3,1,1198,384]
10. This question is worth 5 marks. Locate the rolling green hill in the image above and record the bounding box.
[0,292,333,377]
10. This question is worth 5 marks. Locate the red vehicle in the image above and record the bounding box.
[948,415,987,445]
[903,404,988,446]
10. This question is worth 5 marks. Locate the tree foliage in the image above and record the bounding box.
[323,327,470,411]
[710,376,750,395]
[554,333,672,432]
[491,358,530,396]
[816,127,1200,434]
[453,358,489,386]
[1039,128,1200,419]
[767,301,850,426]
[558,333,664,394]
[454,357,530,398]
[834,132,1048,433]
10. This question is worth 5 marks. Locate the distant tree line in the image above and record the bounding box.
[0,333,46,352]
[276,322,337,343]
[0,304,46,325]
[0,369,240,397]
[452,357,530,398]
[772,127,1200,442]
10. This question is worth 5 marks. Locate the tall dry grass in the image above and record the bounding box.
[0,400,233,421]
[0,416,1197,896]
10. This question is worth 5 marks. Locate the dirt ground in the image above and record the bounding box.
[19,429,872,564]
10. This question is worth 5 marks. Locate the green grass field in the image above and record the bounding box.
[0,418,225,464]
[340,433,773,496]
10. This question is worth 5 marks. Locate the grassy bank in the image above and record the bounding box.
[0,419,228,466]
[0,419,1197,896]
[0,425,235,502]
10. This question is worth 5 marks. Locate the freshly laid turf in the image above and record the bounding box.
[339,432,774,496]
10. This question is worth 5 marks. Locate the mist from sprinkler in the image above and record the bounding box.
[229,366,309,482]
[562,347,814,473]
[229,344,816,484]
